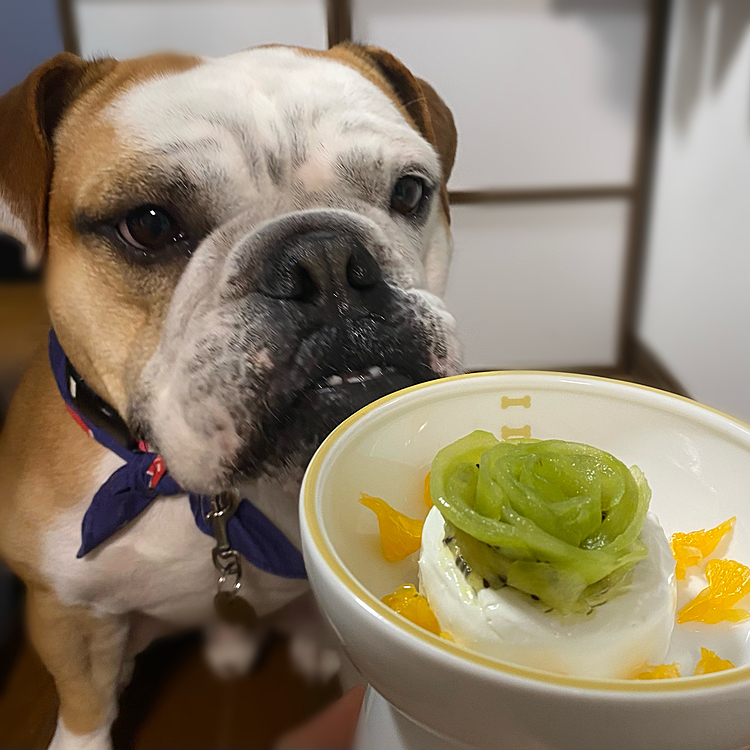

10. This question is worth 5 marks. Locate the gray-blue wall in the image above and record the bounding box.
[0,0,64,95]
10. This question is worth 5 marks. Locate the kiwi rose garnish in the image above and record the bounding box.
[430,432,651,614]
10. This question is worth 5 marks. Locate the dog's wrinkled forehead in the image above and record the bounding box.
[102,47,440,217]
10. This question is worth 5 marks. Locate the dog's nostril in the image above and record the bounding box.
[288,266,318,303]
[260,260,318,302]
[346,247,381,290]
[258,229,383,305]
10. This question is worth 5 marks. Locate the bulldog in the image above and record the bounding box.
[0,42,461,749]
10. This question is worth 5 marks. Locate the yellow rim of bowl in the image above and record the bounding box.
[303,370,750,692]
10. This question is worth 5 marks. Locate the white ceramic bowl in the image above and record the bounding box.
[299,372,750,750]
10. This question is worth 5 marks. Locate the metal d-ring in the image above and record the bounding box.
[206,489,242,595]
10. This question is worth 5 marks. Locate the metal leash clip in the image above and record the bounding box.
[206,489,242,595]
[206,488,257,626]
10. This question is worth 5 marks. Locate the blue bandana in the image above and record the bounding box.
[48,330,306,580]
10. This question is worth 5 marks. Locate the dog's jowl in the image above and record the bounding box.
[0,43,460,749]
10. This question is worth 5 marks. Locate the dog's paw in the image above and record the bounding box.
[204,622,260,680]
[48,717,112,750]
[289,632,341,684]
[117,656,136,694]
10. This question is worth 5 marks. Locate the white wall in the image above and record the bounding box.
[355,0,647,369]
[354,0,647,191]
[75,0,327,58]
[638,1,750,421]
[446,200,629,369]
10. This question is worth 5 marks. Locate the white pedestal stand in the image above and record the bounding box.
[354,686,471,750]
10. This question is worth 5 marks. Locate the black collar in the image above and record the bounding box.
[64,356,137,451]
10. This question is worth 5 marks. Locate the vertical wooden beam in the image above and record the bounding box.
[328,0,352,47]
[57,0,79,55]
[618,0,671,372]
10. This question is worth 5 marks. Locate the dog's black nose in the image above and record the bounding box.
[258,229,384,311]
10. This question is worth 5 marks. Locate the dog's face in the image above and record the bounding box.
[0,45,461,492]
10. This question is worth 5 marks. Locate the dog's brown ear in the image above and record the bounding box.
[412,76,457,182]
[0,53,111,266]
[338,44,457,217]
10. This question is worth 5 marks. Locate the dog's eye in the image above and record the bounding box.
[390,176,426,216]
[118,205,186,252]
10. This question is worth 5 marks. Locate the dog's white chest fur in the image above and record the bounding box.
[41,453,308,624]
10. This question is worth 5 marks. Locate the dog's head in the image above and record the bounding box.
[0,44,461,492]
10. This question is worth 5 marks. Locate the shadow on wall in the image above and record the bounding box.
[554,0,646,118]
[670,0,750,132]
[354,0,646,120]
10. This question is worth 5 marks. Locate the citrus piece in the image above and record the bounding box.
[360,494,424,562]
[635,663,681,679]
[678,558,750,624]
[424,472,433,508]
[670,517,736,579]
[382,584,441,635]
[694,647,735,675]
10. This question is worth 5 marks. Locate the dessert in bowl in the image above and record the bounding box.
[299,372,750,750]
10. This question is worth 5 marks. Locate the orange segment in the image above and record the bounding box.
[382,584,441,635]
[424,472,433,508]
[670,517,736,579]
[635,663,682,680]
[360,494,424,562]
[678,558,750,624]
[694,647,735,675]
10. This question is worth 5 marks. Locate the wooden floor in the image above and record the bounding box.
[0,623,340,749]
